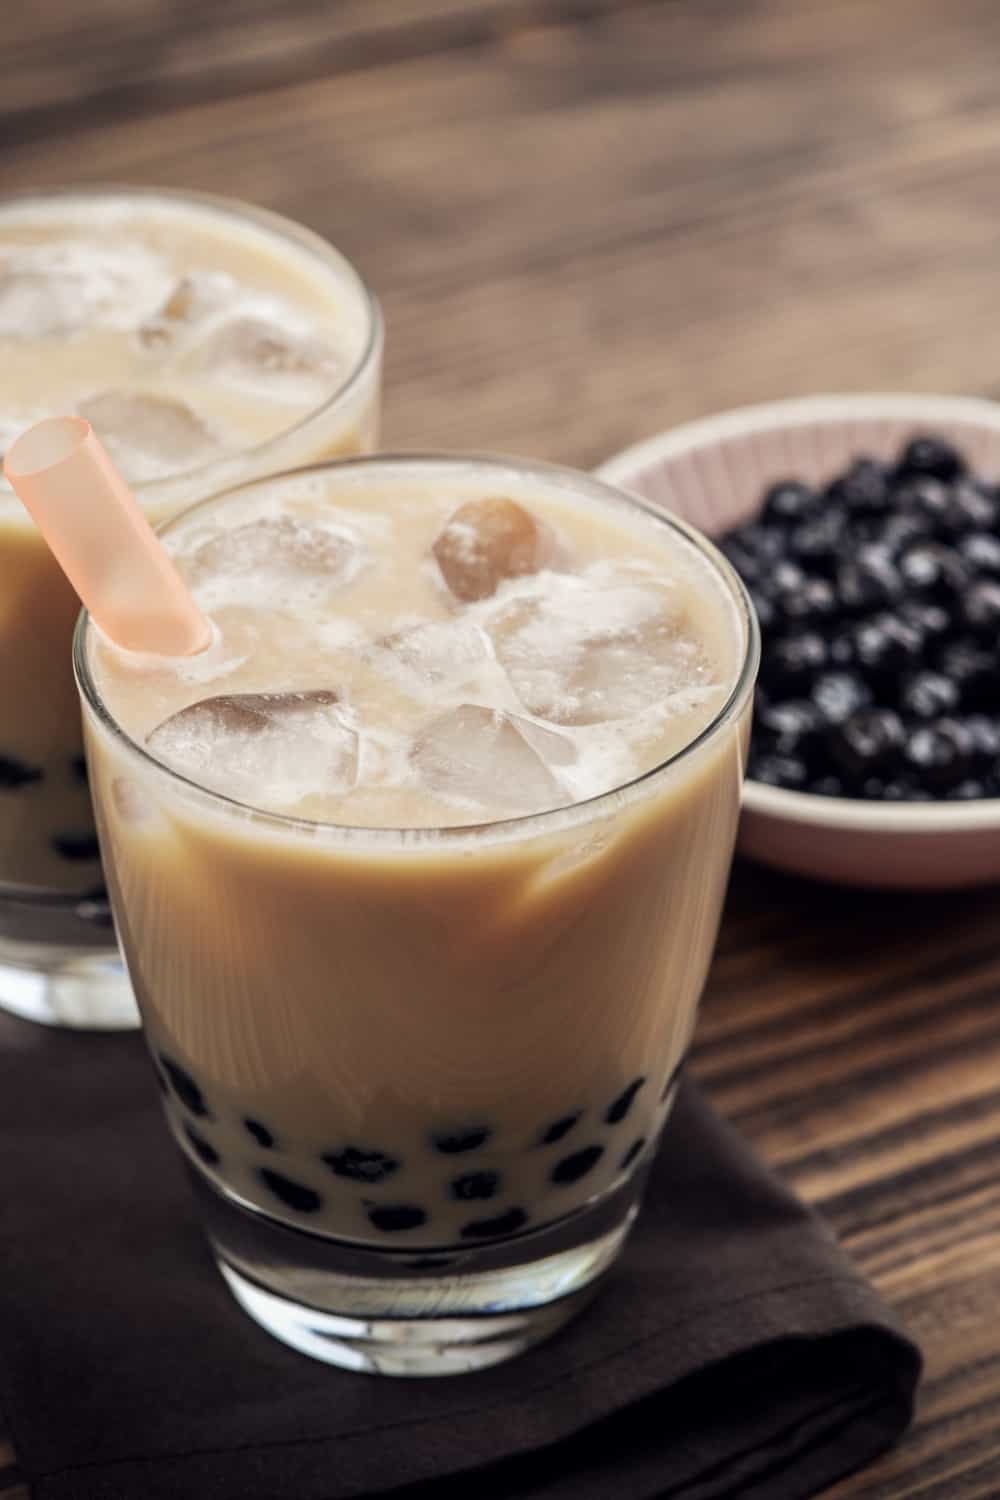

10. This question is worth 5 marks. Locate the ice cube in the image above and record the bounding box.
[432,498,560,602]
[410,705,570,816]
[0,242,171,339]
[147,690,358,808]
[516,717,578,766]
[488,575,715,725]
[191,315,340,398]
[79,390,220,481]
[371,620,497,702]
[138,272,234,351]
[187,515,358,587]
[0,266,85,338]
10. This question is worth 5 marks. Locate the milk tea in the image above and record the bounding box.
[0,189,379,895]
[82,459,753,1252]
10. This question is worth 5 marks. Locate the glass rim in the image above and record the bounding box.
[0,182,383,500]
[73,451,760,849]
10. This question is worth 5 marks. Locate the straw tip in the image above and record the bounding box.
[4,411,212,659]
[4,416,92,483]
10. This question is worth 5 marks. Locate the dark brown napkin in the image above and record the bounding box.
[0,1011,920,1500]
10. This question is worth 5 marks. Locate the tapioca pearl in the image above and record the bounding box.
[51,832,100,862]
[450,1170,501,1201]
[620,1137,647,1171]
[605,1077,645,1125]
[243,1118,276,1150]
[366,1203,427,1233]
[71,755,88,785]
[258,1169,322,1215]
[184,1123,220,1168]
[0,755,43,789]
[322,1146,400,1183]
[158,1053,211,1119]
[551,1145,604,1185]
[460,1208,529,1240]
[537,1111,581,1147]
[431,1126,491,1155]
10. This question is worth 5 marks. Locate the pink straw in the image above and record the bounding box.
[4,416,211,656]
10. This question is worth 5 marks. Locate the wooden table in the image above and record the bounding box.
[3,1,1000,1493]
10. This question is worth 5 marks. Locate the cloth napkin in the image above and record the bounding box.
[0,1011,920,1500]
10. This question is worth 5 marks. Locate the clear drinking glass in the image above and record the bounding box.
[0,187,382,1028]
[75,455,758,1375]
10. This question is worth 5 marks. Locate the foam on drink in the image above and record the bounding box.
[91,472,741,827]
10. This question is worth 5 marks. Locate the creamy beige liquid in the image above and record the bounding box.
[84,462,752,1248]
[0,190,379,894]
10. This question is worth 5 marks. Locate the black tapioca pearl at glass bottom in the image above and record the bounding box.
[0,755,43,790]
[258,1168,322,1215]
[322,1146,400,1183]
[367,1203,427,1233]
[460,1207,529,1240]
[158,1053,211,1119]
[605,1076,645,1125]
[551,1145,604,1185]
[451,1170,501,1201]
[244,1118,276,1150]
[620,1137,647,1171]
[184,1124,220,1168]
[432,1126,491,1155]
[51,832,100,862]
[71,755,88,785]
[537,1111,581,1146]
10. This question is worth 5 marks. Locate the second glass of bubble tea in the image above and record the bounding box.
[0,187,382,1029]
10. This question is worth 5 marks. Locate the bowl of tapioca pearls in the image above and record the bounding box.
[598,394,1000,890]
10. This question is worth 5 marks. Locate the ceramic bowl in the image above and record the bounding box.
[598,393,1000,890]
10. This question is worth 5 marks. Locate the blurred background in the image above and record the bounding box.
[4,0,999,468]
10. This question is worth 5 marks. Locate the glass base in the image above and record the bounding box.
[0,947,138,1028]
[219,1261,606,1375]
[0,887,138,1028]
[192,1162,644,1376]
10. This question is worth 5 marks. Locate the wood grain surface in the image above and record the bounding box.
[4,1,1000,1495]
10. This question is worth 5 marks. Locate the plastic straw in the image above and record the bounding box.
[4,416,211,656]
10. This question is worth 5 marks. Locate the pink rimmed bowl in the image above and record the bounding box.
[598,394,1000,890]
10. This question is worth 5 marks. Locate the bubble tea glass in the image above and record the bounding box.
[76,455,758,1375]
[0,187,382,1027]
